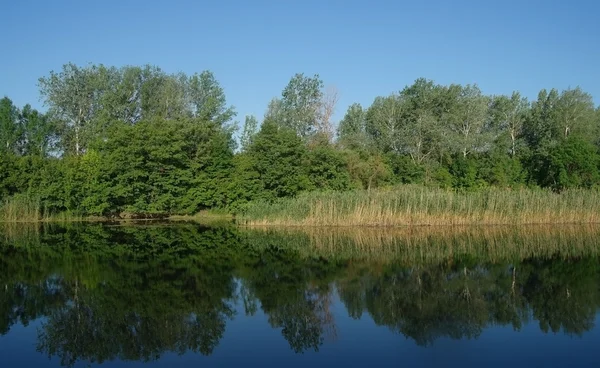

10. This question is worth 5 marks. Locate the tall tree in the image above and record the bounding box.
[523,89,560,151]
[490,92,529,157]
[446,84,491,157]
[398,79,445,163]
[0,97,20,154]
[247,120,309,199]
[365,94,405,153]
[316,86,339,141]
[38,63,108,155]
[555,87,596,139]
[240,115,259,153]
[337,103,370,150]
[18,105,55,157]
[278,73,324,138]
[188,71,236,127]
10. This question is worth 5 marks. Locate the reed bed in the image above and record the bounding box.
[0,195,84,223]
[0,195,47,222]
[238,185,600,226]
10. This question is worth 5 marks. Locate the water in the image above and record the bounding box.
[1,223,600,367]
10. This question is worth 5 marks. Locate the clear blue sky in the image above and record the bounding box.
[2,0,599,124]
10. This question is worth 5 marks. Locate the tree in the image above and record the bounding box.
[239,115,259,153]
[316,86,339,141]
[529,136,600,190]
[446,84,491,157]
[247,120,309,199]
[38,63,108,155]
[490,92,528,157]
[18,105,55,157]
[338,103,365,139]
[337,103,373,152]
[305,138,352,191]
[277,73,324,138]
[365,95,405,153]
[0,97,20,154]
[188,71,236,127]
[523,89,560,151]
[398,79,445,164]
[555,87,596,140]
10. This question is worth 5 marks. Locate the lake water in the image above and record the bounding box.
[1,223,600,367]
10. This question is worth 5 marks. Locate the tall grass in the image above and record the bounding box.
[0,195,83,223]
[238,185,600,226]
[0,195,47,222]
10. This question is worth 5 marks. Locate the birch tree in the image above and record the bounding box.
[490,92,529,157]
[446,84,491,157]
[38,63,105,155]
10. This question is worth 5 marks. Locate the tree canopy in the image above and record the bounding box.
[1,62,600,218]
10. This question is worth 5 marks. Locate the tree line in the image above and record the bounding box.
[1,62,599,217]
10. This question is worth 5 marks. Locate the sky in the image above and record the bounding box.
[1,0,599,124]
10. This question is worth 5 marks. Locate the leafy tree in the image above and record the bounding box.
[239,115,259,152]
[555,87,596,140]
[38,63,114,155]
[0,97,20,154]
[398,79,446,163]
[188,70,236,127]
[490,92,529,157]
[446,84,491,158]
[365,94,405,153]
[529,136,600,190]
[523,89,560,151]
[338,103,365,140]
[247,120,309,199]
[273,73,324,138]
[305,138,352,191]
[18,105,55,157]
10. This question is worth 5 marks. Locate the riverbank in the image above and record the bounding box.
[4,186,600,226]
[237,186,600,226]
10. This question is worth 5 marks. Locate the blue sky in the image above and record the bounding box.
[2,0,599,124]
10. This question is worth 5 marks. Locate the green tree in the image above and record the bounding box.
[273,73,324,138]
[247,120,309,199]
[18,105,55,157]
[0,97,20,154]
[529,136,600,190]
[239,115,259,152]
[305,138,352,191]
[555,87,596,140]
[446,84,491,158]
[188,70,236,127]
[398,79,446,164]
[490,92,529,157]
[38,63,110,155]
[523,89,560,151]
[365,95,405,153]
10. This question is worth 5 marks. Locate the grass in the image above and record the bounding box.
[0,195,47,222]
[238,185,600,226]
[169,209,234,225]
[0,195,85,223]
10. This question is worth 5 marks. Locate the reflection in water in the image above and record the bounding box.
[1,223,600,366]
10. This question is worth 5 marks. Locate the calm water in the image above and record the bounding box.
[1,223,600,367]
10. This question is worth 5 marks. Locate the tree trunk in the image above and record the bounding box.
[75,125,80,155]
[511,131,516,157]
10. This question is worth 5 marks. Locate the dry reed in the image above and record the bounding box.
[239,186,600,227]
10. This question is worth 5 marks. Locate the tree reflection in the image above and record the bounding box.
[0,224,600,366]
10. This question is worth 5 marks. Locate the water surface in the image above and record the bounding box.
[1,223,600,367]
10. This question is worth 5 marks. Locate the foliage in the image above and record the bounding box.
[1,62,600,220]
